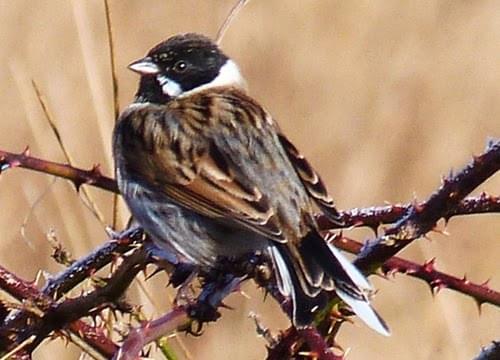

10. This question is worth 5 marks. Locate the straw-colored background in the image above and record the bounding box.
[1,1,499,359]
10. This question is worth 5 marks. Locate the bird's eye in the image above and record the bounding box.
[173,60,187,73]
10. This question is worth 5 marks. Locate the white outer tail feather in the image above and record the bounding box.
[269,246,301,326]
[269,244,390,336]
[328,244,390,336]
[270,246,292,296]
[328,245,371,290]
[336,289,390,336]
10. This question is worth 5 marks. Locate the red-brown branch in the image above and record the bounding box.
[332,236,500,307]
[354,140,500,272]
[1,148,498,232]
[0,148,117,192]
[1,142,499,360]
[0,263,118,357]
[317,193,500,231]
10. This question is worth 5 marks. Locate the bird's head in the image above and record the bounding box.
[129,33,246,104]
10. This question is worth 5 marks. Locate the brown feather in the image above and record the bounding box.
[278,133,342,224]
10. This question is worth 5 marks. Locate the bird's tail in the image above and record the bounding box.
[270,231,390,336]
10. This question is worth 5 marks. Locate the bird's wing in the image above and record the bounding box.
[159,141,286,242]
[277,133,343,224]
[115,93,305,243]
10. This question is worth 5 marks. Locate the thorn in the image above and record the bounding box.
[73,179,83,192]
[381,265,398,277]
[440,174,448,185]
[475,299,484,314]
[430,279,446,294]
[368,224,378,236]
[90,163,103,177]
[239,289,251,299]
[105,225,119,239]
[249,311,277,346]
[481,278,491,289]
[413,201,425,213]
[145,266,163,280]
[262,288,269,301]
[111,309,119,322]
[219,302,234,310]
[422,258,436,273]
[462,274,469,284]
[427,282,437,297]
[485,138,498,149]
[432,227,450,236]
[22,146,30,156]
[330,306,352,323]
[34,270,45,287]
[297,351,319,358]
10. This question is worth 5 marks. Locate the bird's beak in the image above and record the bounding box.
[128,57,161,75]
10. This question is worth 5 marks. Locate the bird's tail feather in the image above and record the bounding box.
[270,246,325,328]
[270,231,390,335]
[326,244,389,335]
[336,288,390,336]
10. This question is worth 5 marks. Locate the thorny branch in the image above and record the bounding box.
[0,149,118,193]
[332,236,500,307]
[24,246,148,354]
[0,139,499,359]
[354,140,500,272]
[317,192,500,231]
[0,228,145,353]
[269,140,500,359]
[0,148,498,228]
[0,263,118,358]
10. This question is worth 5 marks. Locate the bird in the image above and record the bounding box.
[113,33,389,335]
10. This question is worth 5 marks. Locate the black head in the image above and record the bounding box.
[129,33,245,104]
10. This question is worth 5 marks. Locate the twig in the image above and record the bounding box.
[317,192,500,231]
[1,141,499,359]
[354,140,500,272]
[42,230,142,298]
[0,336,35,360]
[331,236,500,307]
[272,140,500,358]
[23,245,149,354]
[31,79,106,225]
[215,0,249,44]
[1,148,498,226]
[103,0,121,229]
[114,306,188,360]
[298,328,343,360]
[0,230,143,357]
[103,0,120,123]
[0,149,118,193]
[0,264,117,358]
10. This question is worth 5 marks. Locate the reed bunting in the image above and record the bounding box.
[113,33,388,335]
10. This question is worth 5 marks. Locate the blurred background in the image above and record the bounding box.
[0,1,499,359]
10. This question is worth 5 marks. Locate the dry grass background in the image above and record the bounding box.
[0,1,499,359]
